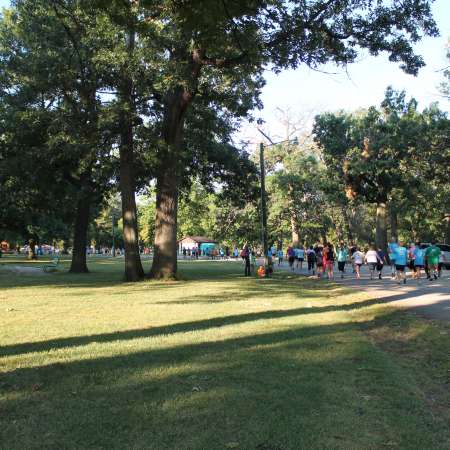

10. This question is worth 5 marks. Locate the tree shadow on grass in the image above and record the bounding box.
[1,315,448,450]
[0,289,427,359]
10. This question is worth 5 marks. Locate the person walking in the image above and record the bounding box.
[351,247,365,279]
[287,246,295,272]
[388,237,398,279]
[307,246,316,275]
[424,240,441,281]
[323,242,335,280]
[277,248,284,266]
[412,242,425,282]
[297,245,305,270]
[376,247,387,279]
[336,242,349,279]
[365,245,379,280]
[393,241,408,284]
[315,245,324,278]
[408,242,416,275]
[241,245,251,277]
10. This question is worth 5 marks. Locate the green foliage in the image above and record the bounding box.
[314,87,450,243]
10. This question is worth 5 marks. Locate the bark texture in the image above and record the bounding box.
[290,214,300,247]
[149,48,210,279]
[119,126,145,281]
[376,201,388,252]
[150,165,179,278]
[150,89,187,279]
[389,203,398,241]
[69,195,91,273]
[118,27,144,282]
[342,206,354,242]
[28,239,37,260]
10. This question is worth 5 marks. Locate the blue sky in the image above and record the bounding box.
[1,0,449,138]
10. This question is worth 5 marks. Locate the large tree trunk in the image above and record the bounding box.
[119,130,144,281]
[389,202,398,241]
[150,50,202,279]
[288,182,300,247]
[150,94,185,279]
[290,214,300,247]
[376,201,388,252]
[118,27,144,282]
[70,195,91,273]
[342,206,354,242]
[150,163,179,279]
[28,238,37,260]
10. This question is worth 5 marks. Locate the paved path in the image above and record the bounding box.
[276,262,450,323]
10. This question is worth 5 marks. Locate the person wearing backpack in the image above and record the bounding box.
[315,245,324,278]
[307,246,316,275]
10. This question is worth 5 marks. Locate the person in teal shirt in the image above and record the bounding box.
[277,249,283,266]
[393,241,408,284]
[336,242,349,279]
[388,238,398,278]
[413,242,425,281]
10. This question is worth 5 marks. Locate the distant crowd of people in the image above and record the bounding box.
[181,246,260,261]
[241,238,446,283]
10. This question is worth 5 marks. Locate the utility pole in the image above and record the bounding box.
[112,214,116,257]
[256,127,299,267]
[259,142,268,259]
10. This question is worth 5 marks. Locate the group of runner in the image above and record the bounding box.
[274,239,444,283]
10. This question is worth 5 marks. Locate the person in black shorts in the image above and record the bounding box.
[307,246,316,275]
[315,246,323,278]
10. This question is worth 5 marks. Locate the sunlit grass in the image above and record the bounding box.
[0,257,449,449]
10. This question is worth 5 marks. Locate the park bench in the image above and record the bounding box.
[43,255,61,273]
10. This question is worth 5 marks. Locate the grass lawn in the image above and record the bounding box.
[0,256,449,450]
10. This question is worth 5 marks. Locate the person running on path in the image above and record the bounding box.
[336,242,349,279]
[297,245,305,270]
[413,242,425,282]
[307,246,316,275]
[393,241,408,284]
[315,246,324,278]
[388,237,398,279]
[277,248,283,266]
[425,240,441,281]
[351,247,365,279]
[365,245,379,280]
[376,247,387,279]
[323,242,335,279]
[294,246,300,267]
[287,246,295,272]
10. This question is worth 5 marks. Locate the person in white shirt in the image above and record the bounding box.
[351,247,365,279]
[365,245,379,280]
